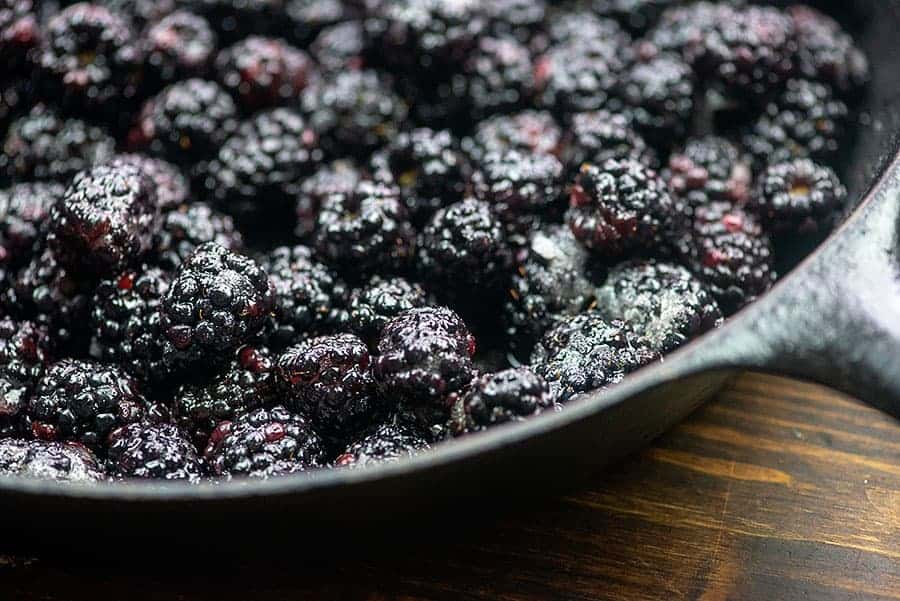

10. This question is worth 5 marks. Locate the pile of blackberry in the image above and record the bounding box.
[0,1,867,484]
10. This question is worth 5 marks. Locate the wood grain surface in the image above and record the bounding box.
[1,372,897,601]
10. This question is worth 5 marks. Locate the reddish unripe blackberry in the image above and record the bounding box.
[295,160,361,240]
[789,5,869,95]
[449,368,554,436]
[154,202,243,271]
[463,110,563,162]
[622,52,694,146]
[0,0,40,77]
[347,276,429,347]
[0,439,104,482]
[48,163,161,276]
[28,359,146,450]
[563,111,657,178]
[334,422,429,468]
[311,21,366,74]
[0,318,52,435]
[143,10,217,87]
[160,242,276,369]
[107,421,201,482]
[0,182,64,267]
[752,159,847,235]
[205,405,326,479]
[461,35,535,120]
[106,154,189,211]
[663,136,753,211]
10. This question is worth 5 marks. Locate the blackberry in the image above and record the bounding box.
[531,313,659,403]
[173,345,279,448]
[310,21,366,75]
[567,159,681,257]
[480,0,546,43]
[593,0,674,34]
[264,245,347,349]
[503,225,597,360]
[0,318,52,436]
[448,368,554,436]
[215,36,315,113]
[563,110,656,178]
[48,163,161,276]
[28,359,146,450]
[664,136,753,211]
[295,160,361,240]
[460,35,536,120]
[159,242,276,369]
[0,182,65,267]
[544,11,630,52]
[463,110,563,162]
[621,52,694,146]
[37,3,144,113]
[1,105,115,183]
[205,405,326,479]
[300,70,407,159]
[597,260,723,354]
[347,276,429,347]
[334,422,429,468]
[107,421,201,481]
[130,78,238,166]
[101,0,177,26]
[143,10,217,88]
[153,202,243,271]
[752,159,847,236]
[0,0,40,78]
[313,180,416,278]
[285,0,349,46]
[89,266,170,386]
[789,5,869,95]
[535,41,627,116]
[106,154,189,212]
[0,439,104,482]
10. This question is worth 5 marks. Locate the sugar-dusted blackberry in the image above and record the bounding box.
[0,439,104,482]
[264,245,347,349]
[678,201,775,313]
[535,41,627,116]
[593,0,674,34]
[334,422,429,468]
[742,79,849,172]
[503,225,597,360]
[105,154,188,212]
[215,36,315,113]
[37,3,144,113]
[205,405,326,479]
[664,136,753,211]
[201,108,320,221]
[789,5,869,95]
[567,159,681,257]
[89,266,170,386]
[752,159,847,236]
[370,128,468,223]
[310,21,366,74]
[48,163,161,276]
[142,10,217,88]
[0,182,64,267]
[480,0,545,43]
[463,110,563,162]
[129,78,238,166]
[460,35,535,120]
[531,313,659,403]
[107,421,201,481]
[448,367,554,436]
[173,345,278,448]
[597,260,723,354]
[563,110,656,178]
[160,242,276,369]
[348,276,429,347]
[28,359,146,450]
[285,0,349,46]
[621,52,693,146]
[153,202,242,271]
[1,105,115,183]
[300,70,407,159]
[0,0,40,77]
[0,318,52,436]
[295,160,361,240]
[313,180,416,278]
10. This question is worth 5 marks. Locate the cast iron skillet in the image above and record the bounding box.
[1,0,899,548]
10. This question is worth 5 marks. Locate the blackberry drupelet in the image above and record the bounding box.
[106,154,189,211]
[448,367,554,436]
[535,41,628,116]
[593,0,675,34]
[460,35,535,120]
[285,0,349,46]
[107,421,201,481]
[310,21,366,75]
[159,242,276,369]
[0,182,64,266]
[531,313,659,403]
[334,422,429,468]
[0,0,40,78]
[621,52,694,146]
[347,276,429,347]
[295,160,361,240]
[596,260,723,354]
[563,110,656,178]
[48,163,160,276]
[789,5,869,95]
[205,405,326,479]
[143,10,217,88]
[0,318,52,437]
[0,439,104,482]
[28,359,146,450]
[664,136,753,211]
[154,202,243,271]
[752,159,847,235]
[463,110,562,162]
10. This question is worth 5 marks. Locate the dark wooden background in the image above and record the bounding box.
[1,372,898,600]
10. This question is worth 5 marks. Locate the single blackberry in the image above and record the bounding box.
[107,421,201,481]
[646,2,729,58]
[179,0,283,43]
[89,266,170,386]
[300,70,407,159]
[448,368,554,436]
[285,0,349,46]
[789,5,869,95]
[142,10,217,88]
[663,136,753,211]
[535,41,627,116]
[295,160,361,240]
[621,52,694,146]
[480,0,546,43]
[0,182,65,267]
[310,21,366,74]
[106,154,189,212]
[370,128,469,223]
[459,35,536,120]
[173,345,279,448]
[48,163,161,276]
[567,159,681,257]
[28,359,146,450]
[129,78,238,166]
[503,225,598,360]
[0,0,40,77]
[563,110,656,178]
[463,110,563,162]
[334,422,429,468]
[153,202,243,271]
[531,313,659,403]
[678,201,775,313]
[215,36,315,113]
[752,159,847,236]
[313,180,416,278]
[347,276,429,347]
[1,105,115,183]
[597,260,723,354]
[0,318,52,437]
[0,439,104,482]
[264,245,347,349]
[593,0,675,34]
[544,10,630,52]
[159,242,276,369]
[37,3,144,113]
[205,405,326,479]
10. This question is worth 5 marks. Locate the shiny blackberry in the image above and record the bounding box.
[663,136,753,211]
[347,276,429,347]
[310,21,366,74]
[752,159,847,235]
[0,182,64,267]
[153,202,243,271]
[463,110,563,162]
[143,10,217,88]
[449,368,554,436]
[0,439,104,482]
[0,0,40,77]
[789,5,869,95]
[593,0,675,34]
[0,318,52,436]
[295,160,361,240]
[460,35,535,120]
[334,422,429,468]
[563,110,656,178]
[106,154,189,211]
[107,421,201,481]
[535,41,627,116]
[622,52,694,146]
[285,0,349,46]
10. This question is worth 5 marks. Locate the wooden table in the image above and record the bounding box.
[1,373,898,600]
